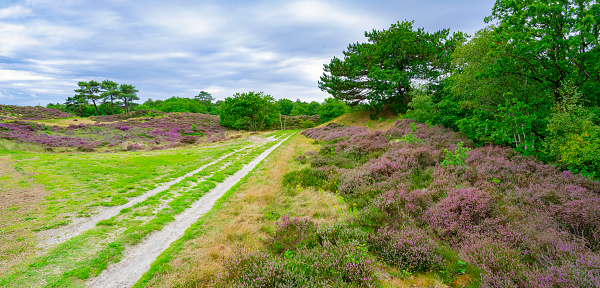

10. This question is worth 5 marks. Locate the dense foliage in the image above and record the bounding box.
[223,120,600,287]
[219,91,279,131]
[319,20,464,115]
[319,0,600,179]
[318,98,351,122]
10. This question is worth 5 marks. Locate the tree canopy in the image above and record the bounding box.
[319,20,465,115]
[219,91,279,131]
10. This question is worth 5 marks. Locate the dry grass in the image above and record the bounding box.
[143,133,348,287]
[0,157,50,276]
[320,110,398,132]
[33,117,98,127]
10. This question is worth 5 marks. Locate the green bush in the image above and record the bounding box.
[544,81,600,178]
[440,142,470,167]
[318,98,351,122]
[405,87,437,124]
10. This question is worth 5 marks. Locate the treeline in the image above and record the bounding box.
[320,0,600,178]
[47,83,351,127]
[47,80,139,117]
[220,92,350,131]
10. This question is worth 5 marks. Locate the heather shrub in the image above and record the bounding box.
[270,216,318,254]
[426,188,496,240]
[217,249,289,287]
[352,203,392,231]
[316,222,369,246]
[338,169,372,195]
[296,119,600,285]
[286,241,377,287]
[76,145,95,152]
[179,135,198,144]
[369,226,443,272]
[459,237,523,275]
[126,144,143,151]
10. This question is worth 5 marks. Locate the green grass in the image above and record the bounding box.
[132,131,296,287]
[0,132,295,287]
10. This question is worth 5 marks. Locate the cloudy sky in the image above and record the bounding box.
[0,0,496,106]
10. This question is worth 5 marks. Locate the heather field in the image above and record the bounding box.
[0,106,232,153]
[2,106,600,288]
[0,112,296,287]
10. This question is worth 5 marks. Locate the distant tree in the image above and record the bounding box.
[220,91,278,131]
[101,80,119,115]
[65,95,88,117]
[290,101,309,116]
[276,98,294,116]
[307,101,321,115]
[119,84,139,113]
[74,80,102,116]
[194,91,214,106]
[318,98,351,122]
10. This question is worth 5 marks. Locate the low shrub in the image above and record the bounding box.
[369,226,443,272]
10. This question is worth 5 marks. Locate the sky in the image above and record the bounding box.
[0,0,496,106]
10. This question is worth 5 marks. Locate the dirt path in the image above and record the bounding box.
[86,134,293,288]
[38,148,245,250]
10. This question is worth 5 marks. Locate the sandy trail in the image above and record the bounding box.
[38,148,246,249]
[86,134,292,288]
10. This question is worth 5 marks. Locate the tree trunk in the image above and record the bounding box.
[110,96,115,114]
[92,100,100,116]
[124,98,129,113]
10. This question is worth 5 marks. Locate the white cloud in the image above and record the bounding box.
[0,5,32,19]
[0,89,15,99]
[0,69,53,81]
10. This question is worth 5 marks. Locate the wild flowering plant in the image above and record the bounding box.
[285,118,600,285]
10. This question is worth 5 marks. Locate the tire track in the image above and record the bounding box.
[38,147,248,249]
[86,133,293,288]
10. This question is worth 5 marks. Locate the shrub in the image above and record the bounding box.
[270,216,317,254]
[217,249,289,287]
[405,87,437,124]
[440,142,470,167]
[179,135,198,144]
[126,144,143,151]
[299,119,316,129]
[369,226,443,272]
[318,98,351,122]
[426,188,496,239]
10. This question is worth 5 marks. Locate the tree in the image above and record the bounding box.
[444,28,552,148]
[487,0,600,103]
[75,80,102,116]
[219,91,278,131]
[276,98,294,116]
[118,84,139,113]
[318,98,351,122]
[65,95,88,117]
[319,21,465,115]
[405,86,437,124]
[194,91,214,106]
[101,80,119,115]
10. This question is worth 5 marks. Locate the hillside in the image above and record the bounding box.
[1,108,599,287]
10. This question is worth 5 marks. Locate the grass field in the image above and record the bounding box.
[0,130,294,287]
